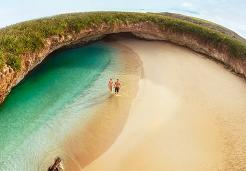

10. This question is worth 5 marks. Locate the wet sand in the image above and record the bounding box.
[59,42,142,170]
[83,38,246,171]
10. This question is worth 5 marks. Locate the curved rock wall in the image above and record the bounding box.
[0,22,246,104]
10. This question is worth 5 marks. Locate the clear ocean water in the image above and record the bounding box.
[0,42,120,171]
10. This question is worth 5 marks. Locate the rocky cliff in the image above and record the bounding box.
[0,13,246,104]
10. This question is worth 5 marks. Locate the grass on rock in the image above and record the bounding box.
[0,12,245,70]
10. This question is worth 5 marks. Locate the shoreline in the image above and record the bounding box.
[59,41,142,170]
[2,12,246,105]
[83,38,246,171]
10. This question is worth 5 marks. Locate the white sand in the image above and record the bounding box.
[83,39,246,171]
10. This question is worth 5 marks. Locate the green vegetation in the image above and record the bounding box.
[0,12,246,71]
[159,12,246,43]
[0,51,4,69]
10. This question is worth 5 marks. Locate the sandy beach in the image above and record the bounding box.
[82,38,246,171]
[58,41,142,171]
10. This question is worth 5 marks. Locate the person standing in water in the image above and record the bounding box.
[108,78,113,92]
[114,79,121,94]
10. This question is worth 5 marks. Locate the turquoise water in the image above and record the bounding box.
[0,43,118,171]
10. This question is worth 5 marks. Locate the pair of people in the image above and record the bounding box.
[108,78,121,94]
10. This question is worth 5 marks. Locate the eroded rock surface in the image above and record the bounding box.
[0,22,246,104]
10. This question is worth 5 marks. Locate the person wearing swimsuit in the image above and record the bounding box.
[108,78,113,92]
[114,79,121,94]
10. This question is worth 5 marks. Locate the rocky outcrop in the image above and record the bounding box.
[0,21,246,104]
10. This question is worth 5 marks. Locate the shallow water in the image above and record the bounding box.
[83,39,246,171]
[0,43,121,171]
[1,38,246,171]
